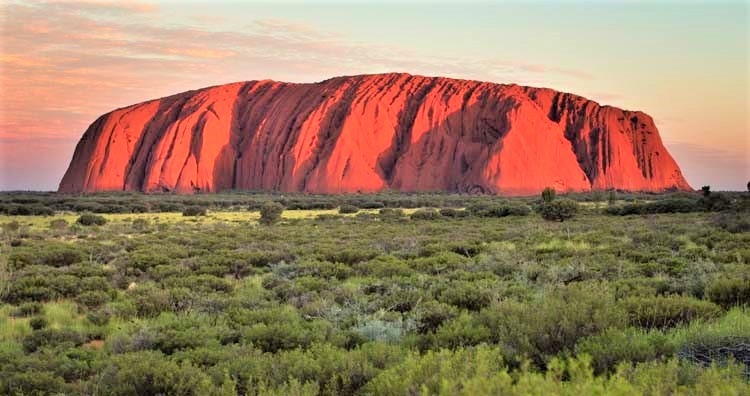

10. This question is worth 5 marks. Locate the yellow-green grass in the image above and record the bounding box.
[0,300,142,342]
[0,208,425,231]
[0,304,33,341]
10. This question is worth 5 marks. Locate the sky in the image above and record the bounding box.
[0,0,748,191]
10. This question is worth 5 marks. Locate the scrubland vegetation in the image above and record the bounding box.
[0,190,748,395]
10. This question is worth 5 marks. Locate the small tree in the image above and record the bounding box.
[541,187,556,203]
[259,202,284,225]
[540,199,579,222]
[701,185,711,197]
[607,190,617,206]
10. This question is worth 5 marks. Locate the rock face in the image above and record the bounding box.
[59,73,691,195]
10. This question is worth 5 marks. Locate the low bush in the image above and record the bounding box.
[29,316,48,330]
[576,327,674,374]
[12,302,43,317]
[607,198,702,215]
[75,290,111,309]
[619,295,722,329]
[338,204,359,214]
[539,199,578,221]
[705,278,750,309]
[22,329,84,352]
[410,209,441,220]
[76,213,106,226]
[259,202,284,225]
[476,282,626,365]
[182,206,207,216]
[468,202,531,217]
[439,208,468,218]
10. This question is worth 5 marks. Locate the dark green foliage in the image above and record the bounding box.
[29,316,48,330]
[437,282,492,311]
[700,192,733,211]
[607,198,702,215]
[619,295,722,329]
[410,208,441,220]
[338,204,359,214]
[706,278,750,309]
[414,301,458,334]
[23,329,85,352]
[86,309,111,326]
[259,201,284,225]
[542,187,556,203]
[467,202,531,217]
[576,327,674,374]
[701,185,711,197]
[13,302,43,317]
[439,208,468,218]
[711,212,750,233]
[539,198,578,221]
[75,290,111,309]
[474,282,626,365]
[2,192,750,393]
[88,351,213,395]
[182,205,207,216]
[76,213,106,226]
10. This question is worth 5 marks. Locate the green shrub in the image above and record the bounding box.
[414,301,459,334]
[711,212,750,233]
[379,208,405,220]
[438,282,492,311]
[22,328,84,352]
[259,202,284,225]
[76,213,107,226]
[88,351,214,395]
[410,209,441,220]
[75,290,111,309]
[476,282,626,365]
[468,202,531,217]
[706,278,750,309]
[86,309,111,326]
[338,204,359,214]
[439,208,468,218]
[12,302,43,317]
[576,327,674,374]
[433,312,493,349]
[608,198,702,215]
[29,316,48,330]
[182,205,207,216]
[539,199,578,221]
[128,285,171,317]
[619,295,722,329]
[542,187,556,203]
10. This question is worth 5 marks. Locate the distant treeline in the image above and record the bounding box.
[0,190,748,215]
